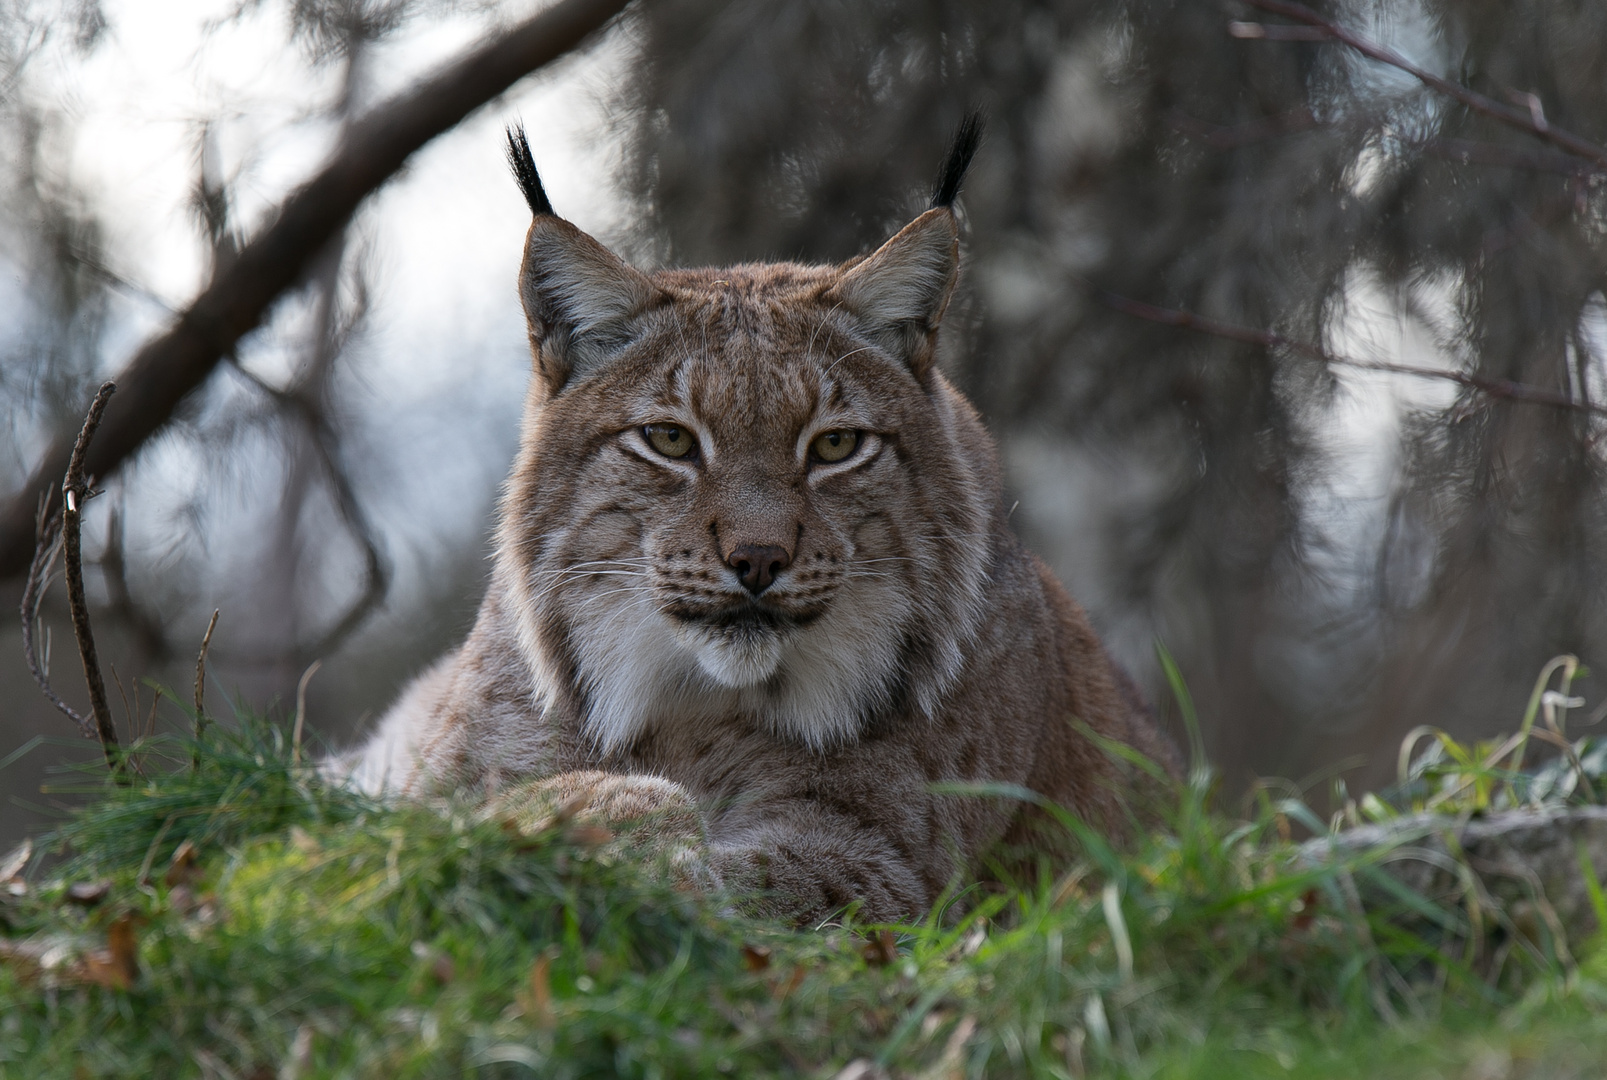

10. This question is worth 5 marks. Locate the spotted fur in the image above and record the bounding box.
[336,133,1177,923]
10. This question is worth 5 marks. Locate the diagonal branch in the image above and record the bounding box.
[0,0,634,580]
[1097,290,1607,420]
[1241,0,1607,171]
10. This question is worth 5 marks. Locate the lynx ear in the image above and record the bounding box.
[507,124,658,392]
[519,219,659,391]
[828,208,959,378]
[827,111,982,377]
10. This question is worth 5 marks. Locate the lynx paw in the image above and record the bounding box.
[483,771,717,890]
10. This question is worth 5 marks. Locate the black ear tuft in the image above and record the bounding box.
[506,123,555,218]
[929,110,984,210]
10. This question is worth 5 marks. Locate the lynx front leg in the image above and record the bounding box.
[707,806,938,925]
[483,771,717,890]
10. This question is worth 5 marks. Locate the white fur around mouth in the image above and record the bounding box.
[686,621,786,687]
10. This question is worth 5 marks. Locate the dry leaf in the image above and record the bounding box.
[66,880,112,906]
[106,915,139,980]
[0,937,53,983]
[860,930,898,967]
[740,943,772,972]
[553,790,592,825]
[566,824,615,847]
[431,952,457,984]
[411,940,456,984]
[771,964,808,1002]
[164,839,199,887]
[167,885,198,915]
[1289,887,1320,932]
[529,951,555,1028]
[0,838,31,886]
[919,1014,977,1080]
[499,816,552,853]
[80,915,139,989]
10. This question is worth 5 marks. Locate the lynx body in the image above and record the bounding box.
[341,123,1175,922]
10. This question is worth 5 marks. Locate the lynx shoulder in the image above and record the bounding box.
[338,118,1178,922]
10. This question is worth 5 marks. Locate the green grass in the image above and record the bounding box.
[3,661,1607,1078]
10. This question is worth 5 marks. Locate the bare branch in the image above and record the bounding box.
[0,0,635,579]
[193,609,219,770]
[1242,0,1607,170]
[1097,290,1607,420]
[61,382,122,774]
[20,496,83,733]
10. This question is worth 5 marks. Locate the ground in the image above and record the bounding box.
[3,685,1607,1078]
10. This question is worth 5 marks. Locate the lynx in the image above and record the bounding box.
[337,117,1177,922]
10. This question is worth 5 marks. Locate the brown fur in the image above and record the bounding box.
[337,194,1178,924]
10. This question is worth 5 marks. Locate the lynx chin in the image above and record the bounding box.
[334,115,1178,923]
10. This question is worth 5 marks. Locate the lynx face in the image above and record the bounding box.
[498,212,991,755]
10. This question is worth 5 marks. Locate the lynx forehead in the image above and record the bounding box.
[339,116,1175,924]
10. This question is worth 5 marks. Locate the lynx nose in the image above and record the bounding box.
[726,544,792,595]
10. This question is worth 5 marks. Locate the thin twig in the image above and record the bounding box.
[20,494,84,732]
[1242,0,1607,170]
[1096,290,1607,420]
[192,608,219,770]
[143,679,160,741]
[61,382,121,774]
[292,659,321,767]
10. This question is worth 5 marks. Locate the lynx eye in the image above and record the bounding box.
[644,423,696,459]
[810,430,859,464]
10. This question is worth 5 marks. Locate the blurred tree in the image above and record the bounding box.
[0,0,111,488]
[0,0,629,847]
[617,0,1607,791]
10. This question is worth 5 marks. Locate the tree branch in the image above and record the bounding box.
[193,608,219,770]
[1240,0,1607,171]
[0,0,634,579]
[1097,290,1607,420]
[60,383,122,773]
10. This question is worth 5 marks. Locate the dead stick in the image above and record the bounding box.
[61,382,120,774]
[292,659,322,767]
[192,608,219,769]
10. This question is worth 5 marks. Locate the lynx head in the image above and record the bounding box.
[496,118,997,754]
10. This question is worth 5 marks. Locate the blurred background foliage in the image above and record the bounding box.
[4,0,1607,842]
